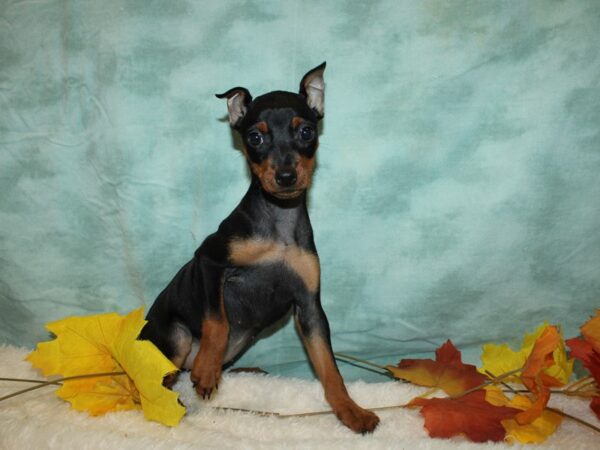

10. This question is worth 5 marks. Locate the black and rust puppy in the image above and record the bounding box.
[140,63,379,433]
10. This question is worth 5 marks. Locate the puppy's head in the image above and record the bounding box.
[217,63,326,199]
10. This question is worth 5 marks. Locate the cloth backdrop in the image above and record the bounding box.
[1,0,599,381]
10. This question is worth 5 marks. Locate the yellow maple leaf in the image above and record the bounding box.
[27,308,185,426]
[27,312,123,379]
[485,387,562,444]
[58,375,139,416]
[111,308,185,426]
[479,323,573,384]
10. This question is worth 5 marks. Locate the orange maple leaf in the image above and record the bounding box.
[409,390,520,442]
[581,309,600,351]
[516,325,564,425]
[386,340,487,396]
[485,387,563,444]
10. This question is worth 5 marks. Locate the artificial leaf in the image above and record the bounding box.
[409,390,519,442]
[27,312,124,380]
[516,325,564,425]
[591,397,600,419]
[566,310,600,421]
[58,375,139,416]
[27,308,185,426]
[485,387,562,443]
[480,323,573,385]
[112,308,185,426]
[581,309,600,351]
[566,337,600,383]
[386,340,487,396]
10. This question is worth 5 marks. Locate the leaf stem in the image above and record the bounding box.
[486,370,599,397]
[214,367,524,419]
[0,377,61,385]
[486,370,600,436]
[499,388,598,397]
[449,367,523,399]
[214,403,415,418]
[565,377,598,396]
[566,376,593,392]
[546,407,600,435]
[0,372,126,403]
[334,352,390,372]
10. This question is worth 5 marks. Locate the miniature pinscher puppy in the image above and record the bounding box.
[140,63,379,433]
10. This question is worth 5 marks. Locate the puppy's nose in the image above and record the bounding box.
[275,168,297,187]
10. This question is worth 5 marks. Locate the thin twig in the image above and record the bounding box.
[489,369,599,397]
[0,377,61,386]
[212,366,528,419]
[214,402,415,418]
[566,376,593,392]
[334,352,390,372]
[212,406,281,417]
[279,409,333,418]
[415,387,440,399]
[565,377,598,396]
[334,356,395,379]
[486,370,518,394]
[0,372,126,402]
[498,388,599,397]
[214,363,600,429]
[449,367,523,399]
[278,402,414,417]
[213,368,527,419]
[486,370,600,436]
[558,389,598,398]
[546,407,600,435]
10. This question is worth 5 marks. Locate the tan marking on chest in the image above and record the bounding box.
[229,238,320,293]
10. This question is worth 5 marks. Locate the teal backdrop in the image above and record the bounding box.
[1,0,599,380]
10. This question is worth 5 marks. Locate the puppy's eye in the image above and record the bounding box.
[299,126,315,142]
[247,132,263,147]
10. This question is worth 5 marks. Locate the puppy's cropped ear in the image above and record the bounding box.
[215,87,252,128]
[299,62,326,119]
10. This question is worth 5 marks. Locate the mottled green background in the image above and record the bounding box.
[1,0,599,380]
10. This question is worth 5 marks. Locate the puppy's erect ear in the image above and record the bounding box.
[299,62,326,119]
[215,87,252,128]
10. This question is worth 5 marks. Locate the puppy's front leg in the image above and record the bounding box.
[295,296,380,433]
[190,237,230,399]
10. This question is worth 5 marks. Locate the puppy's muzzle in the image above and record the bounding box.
[275,168,297,187]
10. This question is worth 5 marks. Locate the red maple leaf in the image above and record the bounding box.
[566,337,600,383]
[591,397,600,419]
[386,340,488,396]
[410,390,520,442]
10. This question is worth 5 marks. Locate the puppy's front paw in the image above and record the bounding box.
[335,402,380,434]
[190,361,221,399]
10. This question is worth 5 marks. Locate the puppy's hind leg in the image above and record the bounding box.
[140,319,192,387]
[163,322,193,387]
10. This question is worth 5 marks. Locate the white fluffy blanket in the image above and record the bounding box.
[0,345,597,449]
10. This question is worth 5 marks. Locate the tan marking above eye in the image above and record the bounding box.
[229,238,320,292]
[291,116,303,128]
[256,121,268,134]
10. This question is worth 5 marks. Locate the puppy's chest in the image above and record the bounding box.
[228,237,320,293]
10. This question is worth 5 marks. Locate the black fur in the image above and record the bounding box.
[140,62,380,433]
